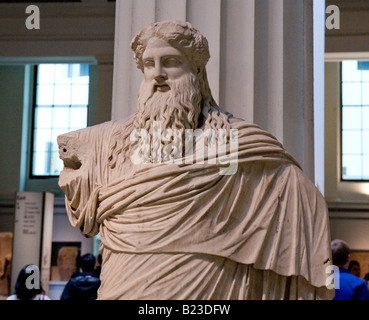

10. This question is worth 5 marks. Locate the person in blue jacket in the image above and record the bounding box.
[60,253,100,300]
[331,239,369,300]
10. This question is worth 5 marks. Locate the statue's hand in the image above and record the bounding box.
[57,134,90,202]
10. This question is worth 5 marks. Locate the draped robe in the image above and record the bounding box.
[57,115,335,300]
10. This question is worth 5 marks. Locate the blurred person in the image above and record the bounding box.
[331,239,369,300]
[7,265,51,300]
[60,253,100,300]
[348,260,361,278]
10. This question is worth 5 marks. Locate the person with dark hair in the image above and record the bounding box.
[60,253,100,300]
[348,260,361,278]
[331,239,369,300]
[7,265,51,300]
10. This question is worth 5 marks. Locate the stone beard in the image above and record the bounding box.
[132,72,202,163]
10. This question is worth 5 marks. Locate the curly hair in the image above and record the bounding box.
[131,20,210,72]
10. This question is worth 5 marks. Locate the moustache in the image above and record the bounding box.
[138,80,172,106]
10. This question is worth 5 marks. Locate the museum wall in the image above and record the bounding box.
[326,0,369,54]
[325,0,369,251]
[0,1,115,197]
[0,66,24,199]
[0,1,116,268]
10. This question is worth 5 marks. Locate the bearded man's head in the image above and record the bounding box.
[108,21,231,167]
[132,21,211,159]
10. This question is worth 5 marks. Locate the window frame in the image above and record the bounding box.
[340,60,369,182]
[18,57,97,197]
[29,64,90,179]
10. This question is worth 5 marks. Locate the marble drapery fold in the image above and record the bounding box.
[58,116,334,300]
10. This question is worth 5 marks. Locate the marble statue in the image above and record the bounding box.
[58,21,334,300]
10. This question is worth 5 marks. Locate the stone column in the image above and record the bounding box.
[88,55,114,126]
[111,0,325,187]
[249,0,323,186]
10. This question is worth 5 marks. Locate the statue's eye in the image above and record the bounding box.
[163,57,181,67]
[143,59,154,68]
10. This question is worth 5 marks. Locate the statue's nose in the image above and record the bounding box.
[154,64,167,82]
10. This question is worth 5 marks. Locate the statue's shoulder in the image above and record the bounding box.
[227,114,301,167]
[228,116,279,142]
[88,114,135,134]
[57,114,136,144]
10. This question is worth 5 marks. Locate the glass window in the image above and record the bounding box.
[341,60,369,180]
[31,63,89,177]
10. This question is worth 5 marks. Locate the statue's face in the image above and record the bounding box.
[142,37,193,93]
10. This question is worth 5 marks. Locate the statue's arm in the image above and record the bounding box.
[57,119,133,236]
[57,127,101,236]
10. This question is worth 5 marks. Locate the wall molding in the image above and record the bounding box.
[326,0,369,11]
[325,51,369,61]
[328,200,369,219]
[0,3,115,43]
[0,2,115,18]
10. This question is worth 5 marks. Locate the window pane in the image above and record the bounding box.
[37,65,55,84]
[34,129,51,152]
[342,155,362,180]
[52,107,70,129]
[342,60,361,82]
[54,85,71,105]
[342,131,362,154]
[364,131,369,155]
[54,64,72,85]
[342,107,362,130]
[72,64,89,84]
[363,155,369,179]
[36,85,54,105]
[70,107,87,129]
[341,61,369,181]
[34,107,52,129]
[50,151,63,176]
[342,83,361,105]
[364,107,369,130]
[362,69,369,81]
[363,83,369,105]
[71,84,89,105]
[32,63,89,176]
[32,152,48,175]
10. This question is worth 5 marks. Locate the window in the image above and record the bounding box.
[341,60,369,180]
[31,63,89,177]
